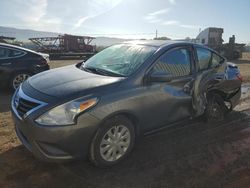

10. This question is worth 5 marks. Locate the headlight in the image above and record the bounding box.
[35,97,98,126]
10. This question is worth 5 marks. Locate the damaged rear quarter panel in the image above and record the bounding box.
[192,60,241,116]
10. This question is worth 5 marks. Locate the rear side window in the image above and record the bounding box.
[196,47,212,71]
[0,47,10,59]
[153,48,191,77]
[0,47,26,59]
[9,49,26,58]
[211,53,223,68]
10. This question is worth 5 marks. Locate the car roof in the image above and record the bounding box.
[123,40,218,53]
[0,42,45,56]
[123,40,195,47]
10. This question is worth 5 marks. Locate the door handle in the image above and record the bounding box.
[183,84,191,94]
[215,77,223,81]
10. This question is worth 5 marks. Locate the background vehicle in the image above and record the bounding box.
[0,43,50,90]
[11,41,242,167]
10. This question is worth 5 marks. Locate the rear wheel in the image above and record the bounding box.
[10,72,31,90]
[89,116,135,167]
[205,94,227,122]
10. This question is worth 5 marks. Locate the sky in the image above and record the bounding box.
[0,0,249,43]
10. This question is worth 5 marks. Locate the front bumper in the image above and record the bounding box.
[12,107,100,162]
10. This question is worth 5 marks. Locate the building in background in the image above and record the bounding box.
[196,27,224,52]
[196,27,245,60]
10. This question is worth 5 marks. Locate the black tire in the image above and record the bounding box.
[89,115,135,167]
[205,94,227,122]
[10,71,31,91]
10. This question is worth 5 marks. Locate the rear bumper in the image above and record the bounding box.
[33,64,50,74]
[228,88,241,109]
[12,108,100,162]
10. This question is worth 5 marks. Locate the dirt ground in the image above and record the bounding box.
[232,59,250,82]
[1,59,250,188]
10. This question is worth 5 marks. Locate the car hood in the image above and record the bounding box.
[27,65,123,98]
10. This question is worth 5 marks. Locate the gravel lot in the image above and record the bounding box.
[1,60,250,188]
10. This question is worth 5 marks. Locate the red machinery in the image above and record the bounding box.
[29,34,96,59]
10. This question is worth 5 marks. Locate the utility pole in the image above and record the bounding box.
[155,29,158,39]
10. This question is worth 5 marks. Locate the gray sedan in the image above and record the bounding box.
[11,40,242,167]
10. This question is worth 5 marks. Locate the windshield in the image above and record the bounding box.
[82,44,156,77]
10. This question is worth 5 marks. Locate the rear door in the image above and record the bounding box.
[0,46,27,82]
[0,46,13,81]
[194,46,241,103]
[192,46,228,116]
[142,45,195,132]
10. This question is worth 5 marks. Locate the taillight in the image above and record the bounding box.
[237,73,243,82]
[41,59,48,65]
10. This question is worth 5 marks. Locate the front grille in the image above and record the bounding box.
[12,86,47,119]
[17,98,40,117]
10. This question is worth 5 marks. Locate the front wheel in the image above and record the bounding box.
[89,116,135,167]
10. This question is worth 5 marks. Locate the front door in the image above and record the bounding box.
[141,46,194,132]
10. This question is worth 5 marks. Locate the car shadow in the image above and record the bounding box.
[1,110,250,188]
[0,87,13,113]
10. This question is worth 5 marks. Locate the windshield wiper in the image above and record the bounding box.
[82,66,99,74]
[95,68,125,77]
[82,66,124,77]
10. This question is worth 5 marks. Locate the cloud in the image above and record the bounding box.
[10,0,62,32]
[144,1,177,24]
[148,8,170,16]
[74,16,91,28]
[162,20,179,25]
[145,6,201,31]
[160,21,201,30]
[179,24,201,29]
[145,8,171,24]
[145,15,162,23]
[168,0,176,5]
[35,18,62,32]
[22,0,48,23]
[1,0,124,32]
[73,0,123,28]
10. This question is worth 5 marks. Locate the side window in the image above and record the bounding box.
[153,48,191,77]
[211,53,223,68]
[196,47,212,71]
[0,47,10,59]
[9,49,26,58]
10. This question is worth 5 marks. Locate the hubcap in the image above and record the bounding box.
[12,74,30,89]
[100,125,131,162]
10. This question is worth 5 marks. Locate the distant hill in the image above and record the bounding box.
[0,26,60,41]
[0,26,130,47]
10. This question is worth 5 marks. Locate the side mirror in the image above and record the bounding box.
[76,61,84,68]
[149,72,173,82]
